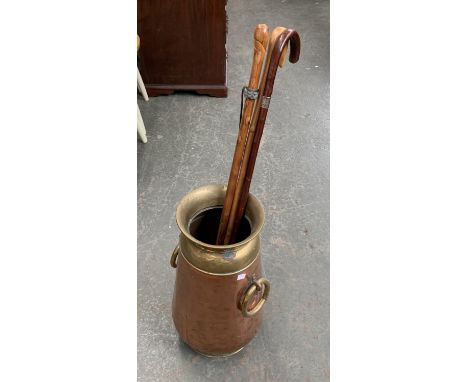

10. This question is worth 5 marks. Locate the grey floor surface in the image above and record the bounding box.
[138,0,329,380]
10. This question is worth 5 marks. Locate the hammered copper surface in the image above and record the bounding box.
[172,253,264,356]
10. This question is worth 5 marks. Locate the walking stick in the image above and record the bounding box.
[228,29,301,243]
[222,27,291,244]
[216,24,269,245]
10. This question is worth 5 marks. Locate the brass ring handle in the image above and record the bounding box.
[170,244,179,268]
[240,277,270,317]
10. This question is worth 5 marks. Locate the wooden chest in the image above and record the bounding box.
[137,0,228,97]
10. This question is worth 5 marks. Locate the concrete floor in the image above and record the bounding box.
[138,0,329,380]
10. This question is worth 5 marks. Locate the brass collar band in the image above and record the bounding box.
[177,244,260,276]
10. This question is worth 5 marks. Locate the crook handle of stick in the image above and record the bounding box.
[262,29,301,99]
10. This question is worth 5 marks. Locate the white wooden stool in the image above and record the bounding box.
[137,35,148,143]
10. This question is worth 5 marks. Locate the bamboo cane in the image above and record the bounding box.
[216,24,269,245]
[227,29,301,243]
[222,27,289,244]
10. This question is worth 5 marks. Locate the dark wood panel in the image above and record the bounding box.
[137,0,227,97]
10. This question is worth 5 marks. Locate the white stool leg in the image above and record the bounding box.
[137,104,148,143]
[137,68,149,101]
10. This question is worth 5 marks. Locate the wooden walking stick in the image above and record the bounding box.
[228,29,301,243]
[222,27,291,244]
[216,24,269,245]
